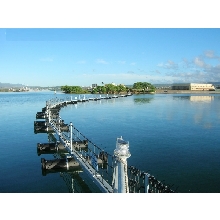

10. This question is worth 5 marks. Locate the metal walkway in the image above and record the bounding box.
[34,95,176,193]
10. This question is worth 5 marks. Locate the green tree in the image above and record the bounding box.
[116,84,127,93]
[92,86,106,94]
[61,85,85,94]
[105,83,117,94]
[61,85,72,93]
[132,82,155,93]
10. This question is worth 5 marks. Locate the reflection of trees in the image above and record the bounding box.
[173,96,190,100]
[134,97,153,104]
[43,134,99,193]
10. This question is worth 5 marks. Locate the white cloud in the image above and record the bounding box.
[181,58,193,68]
[72,72,176,85]
[70,51,220,86]
[96,59,108,64]
[165,69,218,83]
[203,50,220,62]
[204,50,215,58]
[157,60,178,69]
[118,60,126,64]
[194,57,206,68]
[157,62,164,67]
[167,60,178,69]
[154,51,220,83]
[203,64,220,76]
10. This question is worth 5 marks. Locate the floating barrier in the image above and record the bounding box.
[36,112,58,120]
[37,142,68,155]
[36,112,46,119]
[34,120,48,126]
[71,140,88,151]
[37,143,56,155]
[34,126,54,134]
[34,120,69,133]
[42,107,61,112]
[37,140,89,155]
[69,100,78,104]
[85,156,107,169]
[48,109,60,114]
[35,119,68,128]
[41,157,82,176]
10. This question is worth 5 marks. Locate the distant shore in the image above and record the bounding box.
[1,89,220,95]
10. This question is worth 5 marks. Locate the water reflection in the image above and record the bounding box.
[60,172,92,193]
[190,96,214,102]
[36,133,102,193]
[173,96,190,100]
[134,97,154,104]
[32,93,220,193]
[153,95,220,129]
[173,95,214,102]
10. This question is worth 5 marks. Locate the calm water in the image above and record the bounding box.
[0,91,220,193]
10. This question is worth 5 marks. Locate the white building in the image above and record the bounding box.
[172,83,215,91]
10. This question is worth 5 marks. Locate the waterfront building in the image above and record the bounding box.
[171,83,215,91]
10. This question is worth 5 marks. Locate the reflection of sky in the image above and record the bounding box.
[61,94,220,193]
[134,94,220,129]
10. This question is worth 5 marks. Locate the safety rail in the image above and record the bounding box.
[35,96,176,193]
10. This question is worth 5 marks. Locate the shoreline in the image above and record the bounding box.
[1,89,220,95]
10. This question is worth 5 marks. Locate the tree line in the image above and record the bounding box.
[61,82,156,94]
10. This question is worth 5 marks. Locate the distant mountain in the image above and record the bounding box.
[0,82,26,88]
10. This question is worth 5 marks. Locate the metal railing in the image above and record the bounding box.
[36,97,176,193]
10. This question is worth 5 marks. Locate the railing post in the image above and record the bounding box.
[145,173,149,193]
[112,136,131,193]
[70,122,73,152]
[48,109,50,123]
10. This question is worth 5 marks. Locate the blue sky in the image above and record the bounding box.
[1,28,220,87]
